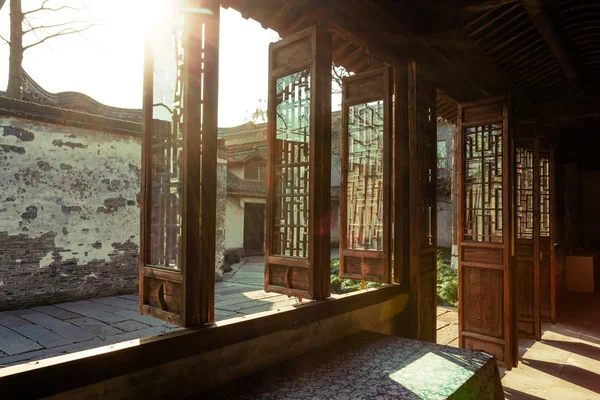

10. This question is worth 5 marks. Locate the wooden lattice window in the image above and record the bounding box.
[264,26,332,300]
[516,142,535,239]
[540,152,551,237]
[140,1,220,327]
[339,67,392,283]
[463,123,504,242]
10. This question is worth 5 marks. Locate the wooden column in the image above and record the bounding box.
[408,60,438,342]
[394,65,409,287]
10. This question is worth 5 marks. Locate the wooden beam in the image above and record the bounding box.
[522,0,581,92]
[464,0,519,14]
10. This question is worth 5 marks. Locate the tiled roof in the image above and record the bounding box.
[227,171,266,196]
[227,147,267,163]
[227,170,340,200]
[15,70,143,123]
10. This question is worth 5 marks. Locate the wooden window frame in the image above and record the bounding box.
[139,1,219,327]
[264,25,332,300]
[244,161,260,180]
[339,67,393,283]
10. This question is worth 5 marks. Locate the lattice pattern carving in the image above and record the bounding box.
[346,101,384,251]
[148,15,185,269]
[516,145,534,239]
[273,70,311,257]
[540,153,550,237]
[463,124,503,242]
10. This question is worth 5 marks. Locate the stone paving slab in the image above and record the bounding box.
[0,313,31,329]
[66,317,124,337]
[32,305,81,320]
[55,302,129,324]
[11,310,95,343]
[12,324,72,349]
[112,320,151,332]
[0,339,105,366]
[77,300,165,327]
[90,297,139,311]
[0,333,43,356]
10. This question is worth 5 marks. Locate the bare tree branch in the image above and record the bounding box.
[23,20,94,35]
[23,0,84,15]
[0,33,9,45]
[0,0,6,12]
[23,23,97,51]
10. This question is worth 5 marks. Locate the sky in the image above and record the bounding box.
[0,0,280,127]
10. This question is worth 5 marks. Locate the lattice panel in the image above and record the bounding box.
[516,145,534,239]
[463,123,503,242]
[273,70,311,257]
[148,15,185,269]
[346,101,384,251]
[540,153,550,237]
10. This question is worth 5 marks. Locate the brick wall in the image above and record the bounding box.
[0,113,142,310]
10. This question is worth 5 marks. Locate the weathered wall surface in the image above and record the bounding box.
[215,158,227,277]
[224,197,265,250]
[0,116,141,310]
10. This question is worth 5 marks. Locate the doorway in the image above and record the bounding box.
[244,203,265,254]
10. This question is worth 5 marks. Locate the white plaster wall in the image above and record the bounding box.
[229,165,244,179]
[0,117,141,267]
[224,196,266,250]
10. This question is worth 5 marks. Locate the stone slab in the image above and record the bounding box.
[0,333,43,355]
[12,324,72,348]
[13,309,95,343]
[0,324,15,337]
[112,320,151,332]
[90,297,139,311]
[66,317,124,337]
[0,313,32,329]
[55,302,128,324]
[0,338,105,366]
[77,301,164,327]
[32,305,82,320]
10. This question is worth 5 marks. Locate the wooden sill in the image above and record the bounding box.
[0,284,404,399]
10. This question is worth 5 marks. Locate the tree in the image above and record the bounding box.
[1,0,96,98]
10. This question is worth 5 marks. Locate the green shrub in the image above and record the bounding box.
[437,249,458,306]
[329,257,381,294]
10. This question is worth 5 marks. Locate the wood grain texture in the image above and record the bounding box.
[339,67,392,283]
[458,95,517,369]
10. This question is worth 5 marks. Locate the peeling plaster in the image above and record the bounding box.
[0,117,141,268]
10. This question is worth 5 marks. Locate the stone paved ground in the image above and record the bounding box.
[0,254,457,367]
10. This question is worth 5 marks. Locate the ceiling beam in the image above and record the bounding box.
[522,0,581,93]
[283,0,503,102]
[463,0,519,14]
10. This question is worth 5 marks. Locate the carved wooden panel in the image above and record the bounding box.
[265,26,332,300]
[516,144,534,240]
[463,123,504,243]
[539,145,555,323]
[514,134,540,340]
[463,266,504,338]
[458,96,516,369]
[340,67,392,283]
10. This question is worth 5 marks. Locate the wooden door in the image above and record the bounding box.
[139,1,220,326]
[408,61,437,342]
[514,129,540,340]
[244,203,265,253]
[264,26,332,300]
[457,96,517,369]
[539,139,556,323]
[339,67,392,283]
